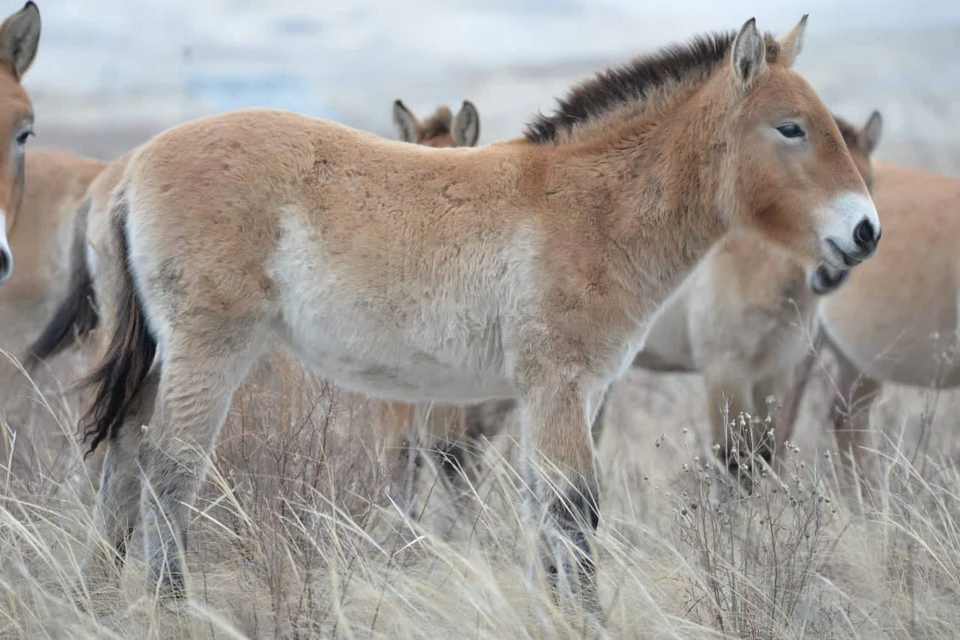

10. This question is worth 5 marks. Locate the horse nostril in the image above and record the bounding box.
[854,219,877,249]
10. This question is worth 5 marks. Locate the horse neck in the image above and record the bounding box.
[541,97,730,319]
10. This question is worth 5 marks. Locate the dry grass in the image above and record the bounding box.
[1,343,959,640]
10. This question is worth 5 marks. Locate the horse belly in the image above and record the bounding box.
[275,278,514,403]
[283,318,514,402]
[268,209,535,402]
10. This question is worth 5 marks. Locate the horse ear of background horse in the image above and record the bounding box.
[452,100,480,147]
[392,99,481,148]
[859,110,883,157]
[392,100,419,143]
[0,1,40,80]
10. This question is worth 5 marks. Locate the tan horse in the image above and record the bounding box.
[19,153,128,489]
[0,3,110,418]
[27,152,133,371]
[801,161,960,483]
[26,103,488,506]
[624,112,882,479]
[76,18,880,607]
[1,151,106,391]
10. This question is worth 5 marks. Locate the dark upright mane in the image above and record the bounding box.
[421,106,453,140]
[524,31,738,144]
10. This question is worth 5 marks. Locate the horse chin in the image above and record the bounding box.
[807,263,850,295]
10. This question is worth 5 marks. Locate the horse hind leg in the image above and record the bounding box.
[434,404,492,503]
[81,370,160,591]
[138,325,266,599]
[438,399,518,512]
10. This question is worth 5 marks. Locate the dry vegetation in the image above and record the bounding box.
[1,331,959,640]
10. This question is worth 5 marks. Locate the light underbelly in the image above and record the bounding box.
[304,350,516,403]
[274,295,516,403]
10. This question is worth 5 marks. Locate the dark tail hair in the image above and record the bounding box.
[26,197,100,372]
[77,187,157,455]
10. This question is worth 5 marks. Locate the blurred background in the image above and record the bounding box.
[23,0,960,170]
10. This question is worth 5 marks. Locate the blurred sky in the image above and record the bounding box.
[20,0,960,164]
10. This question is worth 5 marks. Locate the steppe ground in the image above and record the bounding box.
[2,3,960,638]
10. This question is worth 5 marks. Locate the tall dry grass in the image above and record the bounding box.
[1,343,959,639]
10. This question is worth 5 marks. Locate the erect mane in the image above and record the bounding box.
[525,30,746,144]
[421,106,453,140]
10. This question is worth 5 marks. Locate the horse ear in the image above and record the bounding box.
[392,100,419,143]
[858,110,883,157]
[452,100,480,147]
[0,2,41,80]
[777,14,808,67]
[731,17,767,92]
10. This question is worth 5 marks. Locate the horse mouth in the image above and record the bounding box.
[824,239,864,268]
[808,263,850,295]
[0,247,11,285]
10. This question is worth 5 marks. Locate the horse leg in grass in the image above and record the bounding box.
[828,349,881,497]
[706,367,758,478]
[754,350,818,469]
[433,399,517,511]
[139,328,265,598]
[522,380,600,612]
[750,366,805,466]
[587,386,609,448]
[83,371,159,589]
[434,436,474,506]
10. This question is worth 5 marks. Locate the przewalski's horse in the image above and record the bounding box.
[26,102,488,505]
[26,103,480,375]
[27,153,132,373]
[27,101,480,377]
[0,3,109,415]
[77,17,880,609]
[1,150,106,397]
[623,112,882,480]
[19,154,129,487]
[392,99,480,148]
[798,161,960,487]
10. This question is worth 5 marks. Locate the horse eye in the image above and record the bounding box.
[16,130,32,147]
[776,123,805,139]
